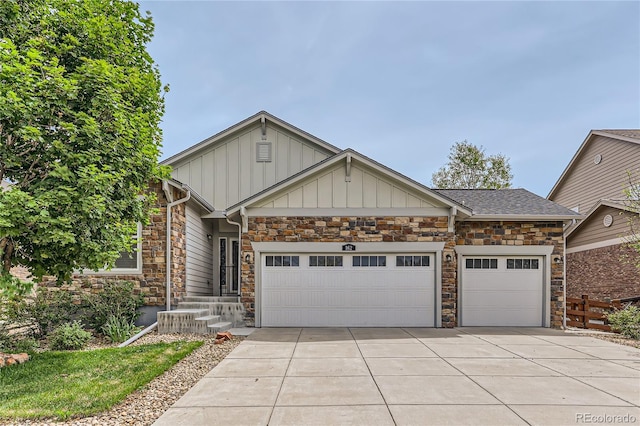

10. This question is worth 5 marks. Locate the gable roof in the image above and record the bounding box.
[565,199,637,238]
[162,111,342,166]
[434,188,580,220]
[225,149,472,216]
[547,129,640,199]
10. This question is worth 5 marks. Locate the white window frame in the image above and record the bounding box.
[82,223,143,275]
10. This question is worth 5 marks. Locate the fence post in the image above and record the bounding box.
[581,294,590,329]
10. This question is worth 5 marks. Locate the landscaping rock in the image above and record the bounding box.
[0,353,30,368]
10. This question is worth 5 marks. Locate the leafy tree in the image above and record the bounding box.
[0,0,168,289]
[623,169,640,266]
[431,140,513,189]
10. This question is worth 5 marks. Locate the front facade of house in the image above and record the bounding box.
[59,112,577,328]
[548,130,640,301]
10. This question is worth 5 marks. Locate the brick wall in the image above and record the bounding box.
[242,216,455,327]
[39,181,187,308]
[455,221,566,328]
[567,244,640,301]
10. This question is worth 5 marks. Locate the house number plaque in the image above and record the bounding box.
[342,244,356,251]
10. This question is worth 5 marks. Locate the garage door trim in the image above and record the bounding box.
[252,242,445,327]
[455,245,554,327]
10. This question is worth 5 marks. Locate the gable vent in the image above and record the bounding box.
[256,142,272,162]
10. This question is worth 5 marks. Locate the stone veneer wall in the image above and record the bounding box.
[567,244,640,301]
[241,216,456,327]
[38,182,187,309]
[454,221,566,328]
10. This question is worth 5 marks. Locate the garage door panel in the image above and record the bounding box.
[461,256,544,327]
[262,253,435,327]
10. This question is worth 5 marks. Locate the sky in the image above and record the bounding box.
[139,0,640,197]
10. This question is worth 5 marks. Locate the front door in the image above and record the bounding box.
[219,238,239,295]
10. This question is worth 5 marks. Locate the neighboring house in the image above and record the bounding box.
[41,111,578,328]
[548,130,640,301]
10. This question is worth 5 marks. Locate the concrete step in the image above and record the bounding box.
[175,301,246,328]
[157,309,209,334]
[208,321,232,334]
[192,314,222,334]
[181,296,240,303]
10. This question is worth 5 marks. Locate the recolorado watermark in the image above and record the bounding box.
[576,413,637,424]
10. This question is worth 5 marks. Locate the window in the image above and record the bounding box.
[309,255,343,267]
[84,223,142,274]
[465,258,498,269]
[353,256,386,267]
[507,258,539,270]
[265,255,299,267]
[396,255,430,267]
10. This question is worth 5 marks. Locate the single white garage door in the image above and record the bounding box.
[261,253,435,327]
[461,256,543,326]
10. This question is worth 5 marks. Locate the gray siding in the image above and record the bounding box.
[551,135,640,212]
[172,122,334,210]
[258,163,440,209]
[185,203,214,296]
[568,206,635,249]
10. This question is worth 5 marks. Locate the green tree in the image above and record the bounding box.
[431,141,513,189]
[623,169,640,266]
[0,0,168,290]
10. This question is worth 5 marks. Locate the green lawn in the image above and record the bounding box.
[0,341,202,420]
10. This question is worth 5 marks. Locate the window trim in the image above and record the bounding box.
[265,255,300,267]
[82,223,143,275]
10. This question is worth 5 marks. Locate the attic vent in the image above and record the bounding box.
[256,142,272,162]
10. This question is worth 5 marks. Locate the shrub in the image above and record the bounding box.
[4,288,79,339]
[82,281,143,333]
[607,306,640,339]
[101,316,140,343]
[10,337,40,354]
[49,321,92,351]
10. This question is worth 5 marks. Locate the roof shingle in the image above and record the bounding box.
[433,188,580,216]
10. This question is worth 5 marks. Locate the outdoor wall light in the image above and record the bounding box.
[445,253,452,263]
[206,234,213,241]
[553,256,563,264]
[244,253,251,263]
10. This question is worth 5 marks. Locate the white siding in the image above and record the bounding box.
[186,204,214,296]
[171,123,335,210]
[257,164,441,209]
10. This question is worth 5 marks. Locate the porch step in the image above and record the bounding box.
[181,296,240,303]
[208,321,233,334]
[157,309,209,334]
[156,295,246,334]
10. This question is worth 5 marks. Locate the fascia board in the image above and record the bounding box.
[548,130,640,200]
[162,111,341,166]
[462,214,581,222]
[547,130,595,199]
[565,200,633,238]
[226,149,472,216]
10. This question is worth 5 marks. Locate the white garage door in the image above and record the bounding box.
[261,253,435,327]
[461,256,544,326]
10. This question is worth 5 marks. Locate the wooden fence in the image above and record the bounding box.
[565,295,621,332]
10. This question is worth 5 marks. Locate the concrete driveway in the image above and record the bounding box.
[154,327,640,426]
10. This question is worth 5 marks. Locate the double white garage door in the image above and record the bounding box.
[262,253,436,327]
[260,252,545,327]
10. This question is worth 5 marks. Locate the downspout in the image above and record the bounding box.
[163,181,191,311]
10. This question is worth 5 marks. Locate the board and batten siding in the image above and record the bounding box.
[568,206,635,250]
[551,135,640,212]
[259,163,440,209]
[185,203,214,296]
[172,123,333,210]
